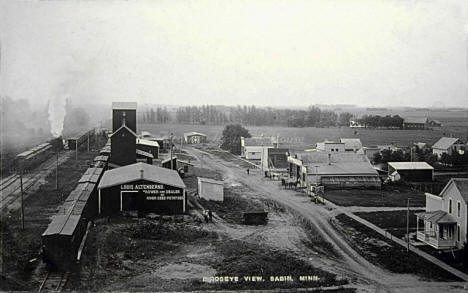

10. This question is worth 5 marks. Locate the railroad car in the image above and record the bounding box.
[41,166,104,269]
[14,137,64,173]
[67,129,95,150]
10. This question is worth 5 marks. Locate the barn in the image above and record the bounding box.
[198,177,224,201]
[387,162,434,182]
[403,117,429,130]
[97,162,186,216]
[184,132,207,144]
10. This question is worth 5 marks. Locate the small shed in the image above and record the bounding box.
[136,149,154,164]
[243,210,268,225]
[198,177,224,202]
[162,157,177,170]
[387,162,434,182]
[178,160,195,177]
[184,132,207,144]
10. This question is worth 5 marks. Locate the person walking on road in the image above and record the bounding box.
[247,168,250,175]
[208,210,213,222]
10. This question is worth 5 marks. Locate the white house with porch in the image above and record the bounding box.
[416,178,468,250]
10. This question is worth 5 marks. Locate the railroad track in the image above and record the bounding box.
[0,174,20,192]
[38,271,68,292]
[0,152,72,211]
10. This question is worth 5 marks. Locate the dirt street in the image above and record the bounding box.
[185,146,468,293]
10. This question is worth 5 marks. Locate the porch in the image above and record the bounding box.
[415,210,457,250]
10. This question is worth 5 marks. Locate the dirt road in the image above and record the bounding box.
[185,146,468,293]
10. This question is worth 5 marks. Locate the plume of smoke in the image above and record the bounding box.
[48,97,67,138]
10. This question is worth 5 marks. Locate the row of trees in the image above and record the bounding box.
[142,107,170,124]
[356,115,404,128]
[166,105,355,127]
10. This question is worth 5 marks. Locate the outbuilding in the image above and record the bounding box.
[137,138,159,159]
[97,162,186,215]
[387,162,434,182]
[184,132,207,144]
[198,177,224,202]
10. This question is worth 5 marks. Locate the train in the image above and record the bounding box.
[15,137,63,173]
[41,147,110,270]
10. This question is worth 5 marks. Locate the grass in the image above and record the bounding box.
[334,214,461,281]
[354,210,425,238]
[325,187,426,207]
[190,239,349,291]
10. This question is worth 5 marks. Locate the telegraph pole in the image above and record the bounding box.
[20,170,25,230]
[55,150,59,190]
[75,140,78,161]
[87,132,90,152]
[170,132,174,170]
[406,198,410,252]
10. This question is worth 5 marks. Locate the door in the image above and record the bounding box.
[121,191,138,211]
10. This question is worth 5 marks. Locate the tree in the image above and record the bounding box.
[338,112,353,126]
[220,124,251,155]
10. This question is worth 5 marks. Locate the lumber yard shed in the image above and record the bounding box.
[184,132,207,144]
[198,177,224,202]
[98,162,187,216]
[387,162,434,182]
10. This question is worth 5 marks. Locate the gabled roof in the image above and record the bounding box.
[198,177,223,185]
[184,132,206,138]
[439,178,468,203]
[137,138,160,148]
[109,124,137,138]
[432,137,462,150]
[136,149,154,159]
[98,162,185,189]
[340,138,363,150]
[415,210,456,224]
[112,102,137,110]
[403,117,428,124]
[388,162,434,170]
[161,157,177,164]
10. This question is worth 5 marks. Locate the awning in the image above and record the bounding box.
[415,210,457,224]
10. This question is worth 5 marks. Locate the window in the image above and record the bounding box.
[457,201,461,217]
[331,149,334,152]
[457,225,461,242]
[449,199,452,214]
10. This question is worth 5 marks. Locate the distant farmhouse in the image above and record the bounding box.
[287,152,381,189]
[403,117,429,130]
[416,178,468,250]
[184,132,207,144]
[403,117,443,130]
[432,137,466,158]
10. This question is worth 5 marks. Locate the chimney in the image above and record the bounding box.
[328,153,331,165]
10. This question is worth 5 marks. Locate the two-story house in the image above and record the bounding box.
[416,178,468,250]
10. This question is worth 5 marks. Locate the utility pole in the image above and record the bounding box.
[406,198,410,252]
[170,132,174,170]
[20,170,25,230]
[87,132,90,152]
[55,150,59,190]
[75,140,78,161]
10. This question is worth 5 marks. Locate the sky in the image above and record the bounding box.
[1,0,467,108]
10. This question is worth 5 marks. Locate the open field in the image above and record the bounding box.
[69,216,348,291]
[354,210,424,238]
[333,214,461,282]
[140,120,468,152]
[324,188,426,207]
